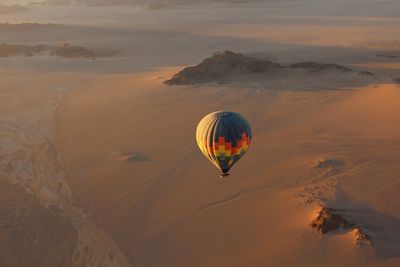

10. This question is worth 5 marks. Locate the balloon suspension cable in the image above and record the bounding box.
[220,172,230,178]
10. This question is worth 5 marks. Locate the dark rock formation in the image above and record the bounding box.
[50,43,96,59]
[358,71,375,76]
[0,44,48,58]
[311,207,351,234]
[0,43,97,59]
[289,62,352,72]
[165,51,282,85]
[165,51,374,86]
[354,226,373,247]
[311,206,372,246]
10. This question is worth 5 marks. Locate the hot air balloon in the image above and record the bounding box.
[196,111,252,178]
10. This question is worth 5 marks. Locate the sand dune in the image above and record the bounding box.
[1,0,400,266]
[0,4,29,15]
[54,68,400,266]
[0,178,77,267]
[0,70,129,267]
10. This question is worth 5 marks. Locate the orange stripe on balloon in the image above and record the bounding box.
[225,142,231,150]
[237,140,242,148]
[231,147,237,154]
[218,136,225,145]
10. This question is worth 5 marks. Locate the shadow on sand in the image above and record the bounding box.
[327,188,400,260]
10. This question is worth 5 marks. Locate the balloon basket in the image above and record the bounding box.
[220,173,230,178]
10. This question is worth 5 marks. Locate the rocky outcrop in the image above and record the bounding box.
[0,43,97,59]
[289,62,352,72]
[165,51,282,85]
[311,207,372,246]
[311,207,351,234]
[50,43,96,59]
[354,226,373,247]
[165,51,376,86]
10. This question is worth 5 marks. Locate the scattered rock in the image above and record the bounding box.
[315,159,344,169]
[313,158,345,177]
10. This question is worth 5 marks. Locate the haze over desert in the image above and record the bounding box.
[1,1,400,266]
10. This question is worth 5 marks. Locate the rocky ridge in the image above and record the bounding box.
[165,51,377,86]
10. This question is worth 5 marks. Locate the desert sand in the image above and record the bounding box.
[1,1,400,266]
[0,4,28,15]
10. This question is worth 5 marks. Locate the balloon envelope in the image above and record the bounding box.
[196,111,252,175]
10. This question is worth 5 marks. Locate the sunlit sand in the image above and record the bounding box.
[1,1,400,266]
